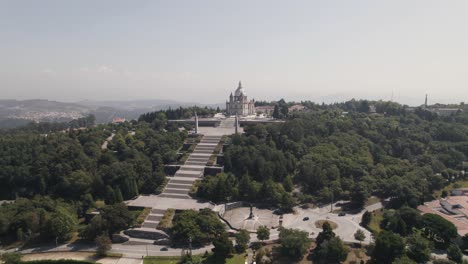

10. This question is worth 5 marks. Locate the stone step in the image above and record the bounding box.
[202,136,222,139]
[175,171,202,176]
[176,169,202,174]
[181,164,205,168]
[169,179,196,184]
[147,215,163,222]
[163,188,190,195]
[166,183,193,189]
[192,149,215,154]
[165,186,192,191]
[197,143,218,146]
[189,153,212,157]
[173,174,201,179]
[197,139,219,146]
[158,193,191,199]
[151,208,166,214]
[179,166,205,172]
[142,222,158,229]
[185,161,207,166]
[193,147,215,152]
[187,156,210,161]
[169,176,199,182]
[185,159,210,164]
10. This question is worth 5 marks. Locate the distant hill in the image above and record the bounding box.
[0,99,224,128]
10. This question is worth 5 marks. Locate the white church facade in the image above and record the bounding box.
[226,81,255,116]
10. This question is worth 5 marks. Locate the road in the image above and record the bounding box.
[110,244,214,258]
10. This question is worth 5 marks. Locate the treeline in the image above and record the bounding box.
[0,115,96,133]
[139,106,218,123]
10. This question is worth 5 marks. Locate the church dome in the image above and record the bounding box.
[235,81,246,96]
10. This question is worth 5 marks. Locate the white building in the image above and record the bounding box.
[226,81,255,116]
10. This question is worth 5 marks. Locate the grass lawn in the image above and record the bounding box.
[368,209,383,234]
[144,254,245,264]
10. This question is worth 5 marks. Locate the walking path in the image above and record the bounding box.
[101,133,115,150]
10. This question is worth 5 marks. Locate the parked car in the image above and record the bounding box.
[160,247,168,251]
[338,212,346,216]
[303,216,310,221]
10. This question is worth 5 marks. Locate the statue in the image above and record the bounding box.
[248,203,255,219]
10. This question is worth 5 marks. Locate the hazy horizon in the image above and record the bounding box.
[1,1,467,106]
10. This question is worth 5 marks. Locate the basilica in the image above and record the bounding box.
[226,81,256,116]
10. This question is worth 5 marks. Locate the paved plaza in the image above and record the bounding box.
[223,207,280,231]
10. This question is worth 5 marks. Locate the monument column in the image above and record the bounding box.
[194,112,199,134]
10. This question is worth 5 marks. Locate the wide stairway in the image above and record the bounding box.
[141,208,165,229]
[122,208,169,245]
[158,135,223,199]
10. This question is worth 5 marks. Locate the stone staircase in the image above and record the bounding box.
[141,208,165,229]
[159,135,222,199]
[121,208,169,245]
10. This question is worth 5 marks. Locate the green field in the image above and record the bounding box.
[144,253,246,264]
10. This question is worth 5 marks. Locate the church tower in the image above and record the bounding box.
[226,81,255,116]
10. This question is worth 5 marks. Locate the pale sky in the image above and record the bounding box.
[1,0,468,105]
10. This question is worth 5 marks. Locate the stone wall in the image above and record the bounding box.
[124,228,169,240]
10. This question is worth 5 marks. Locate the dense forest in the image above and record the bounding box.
[198,100,468,211]
[0,111,186,244]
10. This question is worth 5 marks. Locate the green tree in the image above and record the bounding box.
[351,183,369,208]
[283,175,293,192]
[279,228,311,260]
[0,252,21,264]
[354,229,366,246]
[314,237,349,264]
[392,256,417,264]
[81,215,104,240]
[420,213,457,249]
[361,211,372,227]
[48,207,78,241]
[447,243,463,264]
[273,105,280,119]
[462,233,468,250]
[315,222,335,249]
[171,209,226,247]
[406,233,432,263]
[235,229,250,252]
[212,233,233,260]
[95,234,112,256]
[100,203,133,235]
[371,231,405,264]
[257,225,270,242]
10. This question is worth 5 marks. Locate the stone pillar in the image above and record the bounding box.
[195,112,199,134]
[235,114,239,134]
